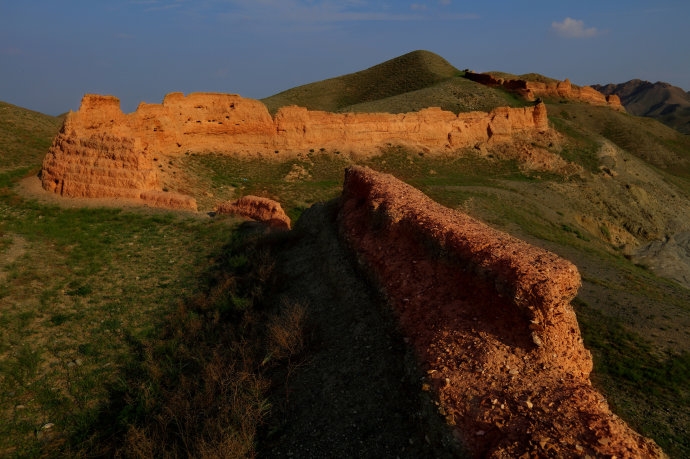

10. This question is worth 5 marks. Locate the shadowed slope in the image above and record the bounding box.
[259,201,461,458]
[593,80,690,135]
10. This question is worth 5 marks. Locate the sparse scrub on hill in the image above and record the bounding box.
[89,229,301,458]
[547,114,601,173]
[340,77,527,114]
[0,169,283,456]
[1,215,305,458]
[575,298,690,457]
[179,152,350,220]
[486,71,560,86]
[550,102,690,177]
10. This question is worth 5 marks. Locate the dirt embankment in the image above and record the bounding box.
[215,196,291,230]
[338,165,665,458]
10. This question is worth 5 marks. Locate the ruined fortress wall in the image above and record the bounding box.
[465,71,624,110]
[339,165,590,376]
[41,92,549,208]
[337,165,664,458]
[57,92,549,155]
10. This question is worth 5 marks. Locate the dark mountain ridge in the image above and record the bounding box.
[593,79,690,134]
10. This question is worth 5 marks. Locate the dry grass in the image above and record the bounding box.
[267,301,306,362]
[59,228,307,458]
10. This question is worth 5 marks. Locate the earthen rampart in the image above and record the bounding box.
[465,71,624,111]
[41,93,549,209]
[338,165,664,457]
[215,196,291,230]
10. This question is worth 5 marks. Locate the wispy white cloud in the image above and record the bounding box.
[411,3,427,11]
[551,17,599,38]
[129,0,186,12]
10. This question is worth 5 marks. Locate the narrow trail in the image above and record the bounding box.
[0,234,26,283]
[258,201,461,458]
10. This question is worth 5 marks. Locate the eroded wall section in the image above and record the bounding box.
[41,93,548,209]
[465,71,624,110]
[338,165,663,458]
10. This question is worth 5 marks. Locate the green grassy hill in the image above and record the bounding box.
[261,49,520,114]
[0,102,63,173]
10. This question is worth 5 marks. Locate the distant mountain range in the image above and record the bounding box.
[593,80,690,135]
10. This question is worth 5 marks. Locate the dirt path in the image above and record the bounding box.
[0,233,26,282]
[258,201,462,458]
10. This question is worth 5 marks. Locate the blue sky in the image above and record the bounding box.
[1,0,689,115]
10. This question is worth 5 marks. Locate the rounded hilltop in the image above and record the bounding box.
[261,49,517,115]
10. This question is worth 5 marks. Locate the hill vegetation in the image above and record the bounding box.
[261,50,522,114]
[1,51,690,456]
[0,102,63,172]
[485,71,560,86]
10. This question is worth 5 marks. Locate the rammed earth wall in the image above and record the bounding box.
[41,93,548,209]
[337,165,664,458]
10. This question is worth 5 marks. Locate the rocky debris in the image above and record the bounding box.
[215,196,291,229]
[465,71,625,111]
[632,231,690,290]
[338,166,665,458]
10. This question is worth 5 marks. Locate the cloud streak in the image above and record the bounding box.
[140,0,478,24]
[551,17,599,38]
[224,0,422,23]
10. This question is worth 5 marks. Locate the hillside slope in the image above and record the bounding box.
[261,50,458,113]
[593,79,690,134]
[0,101,62,172]
[261,50,521,115]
